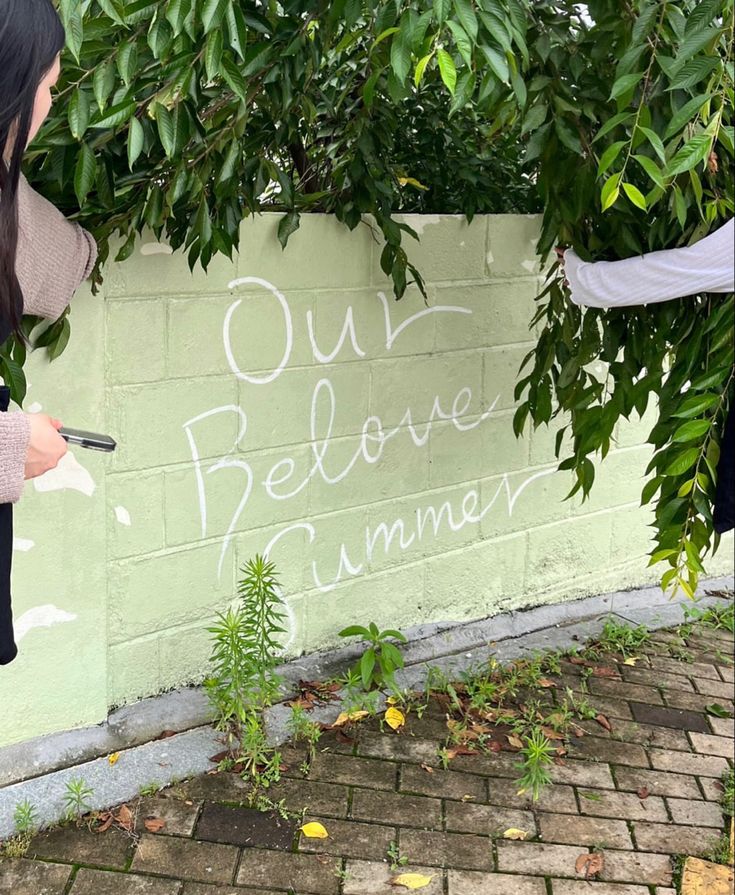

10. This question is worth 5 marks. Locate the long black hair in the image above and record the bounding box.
[0,0,66,340]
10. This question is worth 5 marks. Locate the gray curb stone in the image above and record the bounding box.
[0,575,731,838]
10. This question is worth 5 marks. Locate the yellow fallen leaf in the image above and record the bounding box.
[385,707,406,730]
[300,822,329,839]
[333,710,369,727]
[387,696,400,705]
[623,657,639,666]
[397,177,429,191]
[503,828,529,840]
[390,872,434,889]
[108,753,120,766]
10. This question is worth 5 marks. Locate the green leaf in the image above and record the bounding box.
[672,393,719,418]
[665,447,700,476]
[638,127,666,163]
[202,0,227,34]
[597,141,626,177]
[666,134,712,177]
[373,27,400,49]
[592,111,635,143]
[434,0,451,24]
[622,181,647,210]
[339,626,370,639]
[74,143,97,205]
[437,48,457,95]
[68,89,90,139]
[116,42,138,86]
[452,0,478,43]
[414,52,434,87]
[480,44,510,84]
[390,31,412,84]
[90,101,136,131]
[706,704,732,718]
[667,56,720,91]
[601,172,622,211]
[673,419,711,443]
[633,154,665,188]
[221,55,249,103]
[663,94,711,140]
[48,317,72,362]
[127,116,144,170]
[278,211,301,249]
[361,649,376,689]
[609,72,644,101]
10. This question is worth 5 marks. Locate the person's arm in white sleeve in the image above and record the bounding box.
[564,218,734,309]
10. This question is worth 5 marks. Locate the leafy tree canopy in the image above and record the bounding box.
[6,0,734,595]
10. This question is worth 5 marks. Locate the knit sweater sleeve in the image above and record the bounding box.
[15,172,98,320]
[565,218,735,308]
[0,411,31,504]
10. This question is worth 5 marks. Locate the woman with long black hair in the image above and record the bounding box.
[0,0,98,666]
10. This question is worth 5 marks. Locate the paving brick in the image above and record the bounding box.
[698,776,727,801]
[629,702,709,734]
[343,860,443,895]
[598,850,673,886]
[182,886,278,895]
[447,870,546,894]
[694,677,735,699]
[551,883,651,895]
[538,812,632,848]
[649,749,730,778]
[235,848,340,894]
[497,841,587,877]
[663,688,734,714]
[176,771,250,803]
[587,718,691,752]
[358,732,440,765]
[135,795,201,837]
[612,767,702,800]
[578,788,667,822]
[708,716,735,738]
[444,801,536,837]
[583,695,634,721]
[667,797,725,828]
[623,668,695,692]
[719,664,734,683]
[648,657,720,680]
[400,764,486,802]
[449,750,520,778]
[632,822,724,855]
[131,834,238,884]
[298,817,395,861]
[689,731,735,757]
[350,789,442,829]
[267,778,350,818]
[29,825,131,869]
[195,803,295,849]
[549,760,616,790]
[398,830,493,871]
[69,869,180,895]
[310,752,399,791]
[486,779,579,814]
[0,858,71,895]
[569,736,649,768]
[588,679,663,705]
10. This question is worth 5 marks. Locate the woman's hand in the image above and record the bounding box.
[24,413,67,480]
[555,246,570,287]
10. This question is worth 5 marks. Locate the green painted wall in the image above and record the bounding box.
[2,214,732,749]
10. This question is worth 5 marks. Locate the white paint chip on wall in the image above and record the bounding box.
[140,242,174,256]
[12,538,35,552]
[27,402,43,414]
[115,506,132,526]
[33,451,96,497]
[15,604,77,642]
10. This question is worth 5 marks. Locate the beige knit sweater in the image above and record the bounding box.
[0,173,98,504]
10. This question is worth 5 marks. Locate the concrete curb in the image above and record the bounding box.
[1,576,732,838]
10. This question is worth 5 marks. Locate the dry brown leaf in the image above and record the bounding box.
[595,714,612,732]
[637,787,650,800]
[489,740,503,753]
[144,817,166,833]
[541,726,565,741]
[420,763,435,774]
[95,813,114,834]
[332,710,369,727]
[445,746,480,761]
[538,678,557,688]
[154,729,178,740]
[593,666,620,678]
[115,804,134,832]
[576,853,604,879]
[507,734,524,749]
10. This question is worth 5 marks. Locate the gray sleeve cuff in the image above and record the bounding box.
[0,412,31,504]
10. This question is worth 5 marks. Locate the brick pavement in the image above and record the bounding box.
[0,621,733,894]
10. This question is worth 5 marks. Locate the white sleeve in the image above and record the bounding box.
[564,218,735,308]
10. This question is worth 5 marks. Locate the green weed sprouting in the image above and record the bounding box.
[515,728,554,802]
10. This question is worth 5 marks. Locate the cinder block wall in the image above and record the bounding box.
[4,214,731,748]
